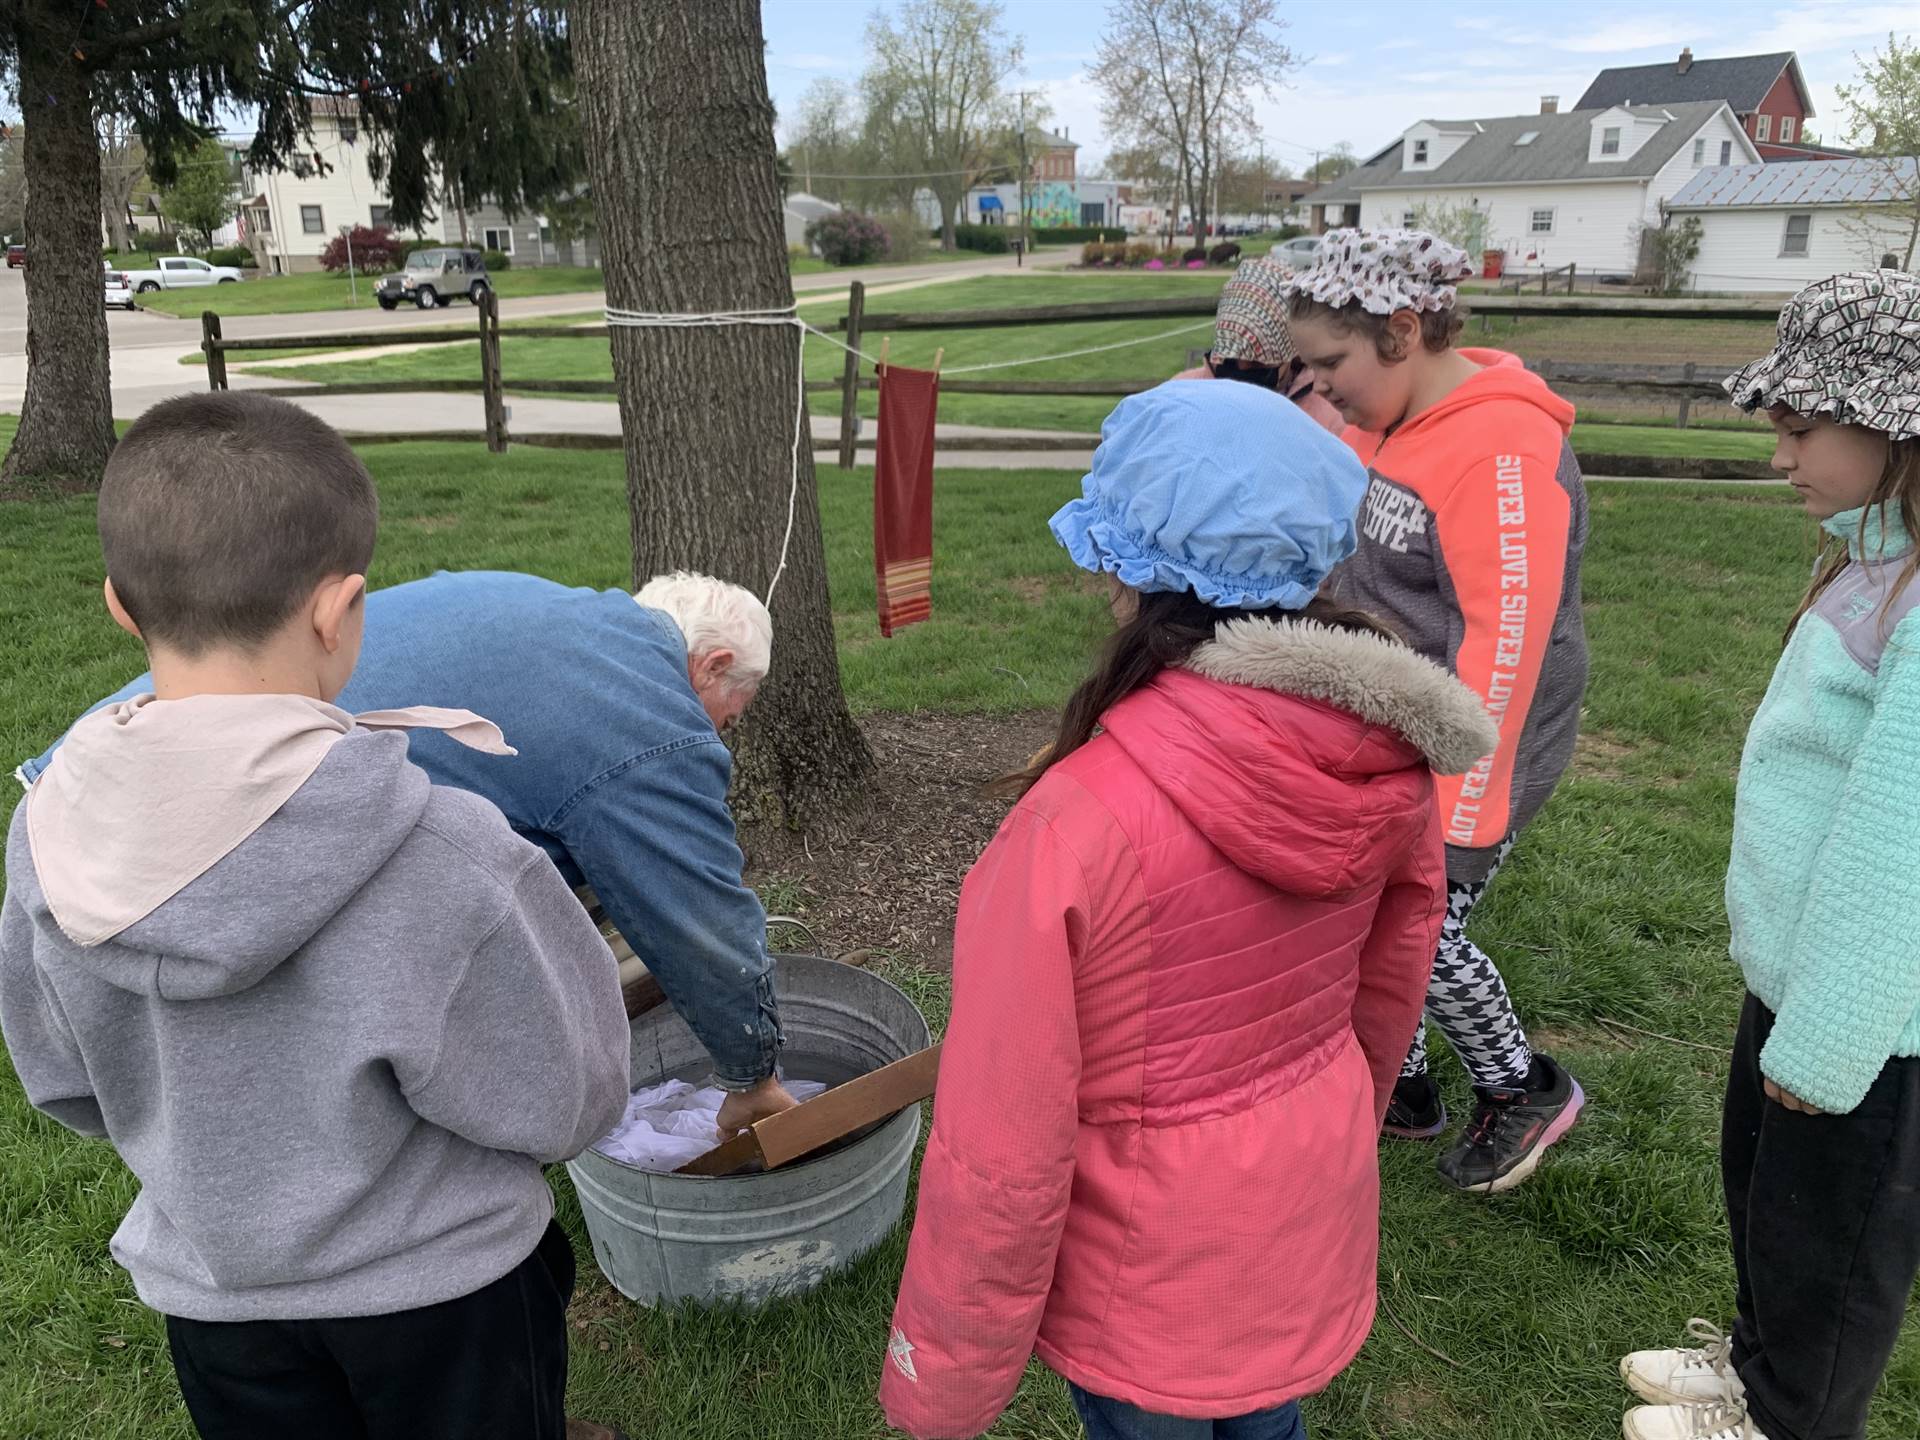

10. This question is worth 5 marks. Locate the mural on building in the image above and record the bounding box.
[1025,181,1079,228]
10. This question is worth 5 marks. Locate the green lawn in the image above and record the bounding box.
[134,265,608,319]
[242,272,1781,436]
[4,428,1917,1436]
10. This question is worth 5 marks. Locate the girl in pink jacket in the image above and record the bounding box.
[879,380,1498,1440]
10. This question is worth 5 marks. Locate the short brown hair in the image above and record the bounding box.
[1287,294,1466,363]
[98,393,377,655]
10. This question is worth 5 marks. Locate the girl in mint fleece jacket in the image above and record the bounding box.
[1618,270,1920,1440]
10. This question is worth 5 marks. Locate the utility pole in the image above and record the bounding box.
[1014,90,1037,268]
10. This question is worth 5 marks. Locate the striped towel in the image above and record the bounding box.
[874,364,940,637]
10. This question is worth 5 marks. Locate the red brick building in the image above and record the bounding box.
[1575,51,1845,163]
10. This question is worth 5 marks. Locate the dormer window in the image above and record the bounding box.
[1515,130,1539,147]
[1412,139,1429,164]
[1601,127,1621,156]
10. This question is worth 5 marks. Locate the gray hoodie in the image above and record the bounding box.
[0,715,630,1322]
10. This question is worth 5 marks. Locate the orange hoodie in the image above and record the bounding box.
[1338,348,1590,883]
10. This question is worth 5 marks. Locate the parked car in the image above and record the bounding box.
[377,248,490,311]
[123,255,243,293]
[6,244,24,269]
[1274,235,1322,267]
[103,261,135,311]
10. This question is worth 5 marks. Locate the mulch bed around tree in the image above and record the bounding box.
[740,710,1057,970]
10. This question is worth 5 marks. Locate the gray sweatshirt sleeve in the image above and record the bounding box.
[404,850,632,1164]
[0,888,108,1138]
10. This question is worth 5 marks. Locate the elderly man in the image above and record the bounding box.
[19,568,796,1134]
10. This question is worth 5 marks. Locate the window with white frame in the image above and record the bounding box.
[483,227,513,254]
[1402,209,1416,228]
[1755,114,1771,142]
[1601,126,1621,155]
[1781,213,1812,257]
[1780,117,1796,143]
[1721,140,1733,165]
[1412,138,1428,164]
[300,205,324,234]
[370,205,391,228]
[1529,208,1555,234]
[1693,138,1706,165]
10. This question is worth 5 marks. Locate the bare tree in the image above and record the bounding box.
[98,114,146,256]
[570,0,875,823]
[1092,0,1294,241]
[787,76,860,204]
[866,0,1025,250]
[1836,33,1920,270]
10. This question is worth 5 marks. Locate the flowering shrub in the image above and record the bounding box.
[806,211,890,267]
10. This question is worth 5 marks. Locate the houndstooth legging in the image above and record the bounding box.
[1399,836,1536,1091]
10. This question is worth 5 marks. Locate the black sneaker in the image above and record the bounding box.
[1382,1073,1448,1140]
[1437,1055,1585,1194]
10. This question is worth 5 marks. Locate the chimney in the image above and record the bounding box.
[1062,125,1069,139]
[1678,47,1693,74]
[1540,95,1559,114]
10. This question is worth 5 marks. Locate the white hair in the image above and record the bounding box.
[634,571,773,692]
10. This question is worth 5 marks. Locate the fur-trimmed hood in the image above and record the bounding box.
[1186,616,1496,775]
[1096,616,1495,900]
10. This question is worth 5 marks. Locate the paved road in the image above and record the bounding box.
[0,248,1074,422]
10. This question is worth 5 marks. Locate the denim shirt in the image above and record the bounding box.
[19,570,781,1089]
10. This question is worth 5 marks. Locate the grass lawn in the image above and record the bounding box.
[5,426,1918,1436]
[245,272,1782,441]
[791,247,996,275]
[134,265,607,319]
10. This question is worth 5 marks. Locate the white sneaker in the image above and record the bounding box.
[1623,1401,1770,1440]
[1621,1320,1744,1406]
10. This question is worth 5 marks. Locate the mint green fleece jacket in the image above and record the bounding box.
[1726,503,1920,1114]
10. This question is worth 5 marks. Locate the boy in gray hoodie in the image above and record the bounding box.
[0,393,632,1439]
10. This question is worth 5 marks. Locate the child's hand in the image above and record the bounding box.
[1764,1076,1829,1116]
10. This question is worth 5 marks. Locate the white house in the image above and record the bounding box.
[784,191,840,250]
[1309,100,1763,277]
[1666,157,1917,292]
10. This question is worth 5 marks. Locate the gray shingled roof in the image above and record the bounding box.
[1668,157,1920,209]
[1311,101,1738,203]
[1574,52,1800,115]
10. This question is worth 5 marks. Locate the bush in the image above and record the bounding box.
[209,244,254,268]
[807,210,889,266]
[1029,225,1128,244]
[1182,246,1210,266]
[875,211,926,265]
[1081,240,1108,265]
[319,224,404,274]
[1124,241,1157,266]
[1277,223,1308,241]
[948,223,1010,254]
[483,249,512,272]
[1208,241,1242,266]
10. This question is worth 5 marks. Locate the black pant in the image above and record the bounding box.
[166,1220,576,1440]
[1724,994,1920,1440]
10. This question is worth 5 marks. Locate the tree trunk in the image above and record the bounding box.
[571,0,875,825]
[2,17,115,496]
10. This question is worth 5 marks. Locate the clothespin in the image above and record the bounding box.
[931,347,944,376]
[877,335,889,378]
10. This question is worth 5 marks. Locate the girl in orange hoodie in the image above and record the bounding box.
[1283,229,1591,1194]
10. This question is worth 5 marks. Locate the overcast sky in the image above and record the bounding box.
[762,0,1914,174]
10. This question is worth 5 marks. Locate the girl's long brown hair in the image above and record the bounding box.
[997,587,1400,798]
[1786,437,1920,645]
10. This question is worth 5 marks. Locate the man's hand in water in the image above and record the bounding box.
[717,1076,800,1135]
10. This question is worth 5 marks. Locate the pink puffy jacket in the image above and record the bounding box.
[880,617,1497,1437]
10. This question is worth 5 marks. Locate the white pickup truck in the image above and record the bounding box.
[123,256,244,294]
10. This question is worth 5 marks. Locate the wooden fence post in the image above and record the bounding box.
[1675,361,1695,430]
[837,280,866,470]
[1566,263,1577,295]
[479,287,507,453]
[202,312,228,391]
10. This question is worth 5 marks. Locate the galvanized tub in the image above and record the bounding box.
[566,953,929,1307]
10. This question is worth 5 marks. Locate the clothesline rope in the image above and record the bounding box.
[599,305,1221,601]
[603,305,808,606]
